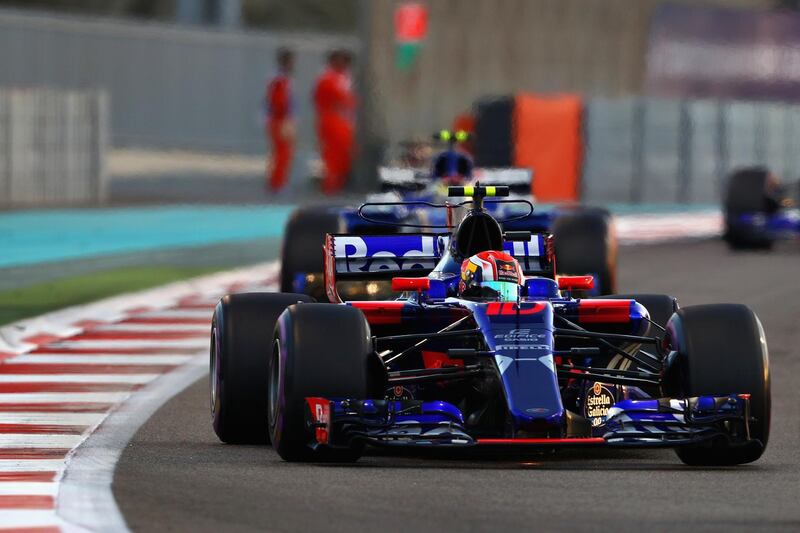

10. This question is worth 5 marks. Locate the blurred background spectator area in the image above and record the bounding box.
[0,0,359,32]
[2,0,800,206]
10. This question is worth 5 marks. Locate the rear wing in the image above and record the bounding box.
[378,167,533,192]
[324,233,550,302]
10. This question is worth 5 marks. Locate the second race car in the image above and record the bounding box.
[280,131,616,299]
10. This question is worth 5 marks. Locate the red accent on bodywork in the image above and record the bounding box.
[391,277,430,292]
[421,350,465,369]
[324,233,342,303]
[578,300,631,323]
[350,301,406,324]
[486,302,546,316]
[477,437,605,445]
[557,275,595,291]
[306,397,331,445]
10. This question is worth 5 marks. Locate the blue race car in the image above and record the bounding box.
[213,185,770,466]
[280,131,617,299]
[724,166,800,249]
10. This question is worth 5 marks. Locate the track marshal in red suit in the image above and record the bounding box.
[313,49,355,195]
[266,48,295,192]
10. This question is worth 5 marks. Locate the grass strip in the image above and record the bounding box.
[0,265,222,326]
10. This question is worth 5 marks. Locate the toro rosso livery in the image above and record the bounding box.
[213,186,770,466]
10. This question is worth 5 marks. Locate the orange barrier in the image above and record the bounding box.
[513,93,583,202]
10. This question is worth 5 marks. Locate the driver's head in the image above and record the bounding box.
[458,251,524,302]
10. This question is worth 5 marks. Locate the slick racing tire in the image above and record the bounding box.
[270,304,378,462]
[553,207,617,295]
[723,167,773,250]
[666,304,770,466]
[210,292,313,444]
[279,206,343,297]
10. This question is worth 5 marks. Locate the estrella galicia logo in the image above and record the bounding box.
[584,382,615,427]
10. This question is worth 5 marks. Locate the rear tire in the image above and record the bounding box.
[269,304,377,462]
[553,207,617,295]
[723,167,773,249]
[666,304,770,465]
[280,206,343,298]
[210,292,313,444]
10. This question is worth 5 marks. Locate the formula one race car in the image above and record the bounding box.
[281,131,616,299]
[723,166,800,249]
[212,185,770,466]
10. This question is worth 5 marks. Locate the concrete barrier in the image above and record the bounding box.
[0,88,108,208]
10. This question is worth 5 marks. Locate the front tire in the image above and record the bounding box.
[269,304,377,462]
[666,304,770,465]
[210,292,313,444]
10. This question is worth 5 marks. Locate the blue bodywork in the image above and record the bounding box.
[308,226,755,450]
[731,209,800,238]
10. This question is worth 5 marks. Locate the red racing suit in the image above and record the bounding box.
[266,72,294,191]
[313,67,355,194]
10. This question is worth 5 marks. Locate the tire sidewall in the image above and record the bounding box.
[667,305,770,464]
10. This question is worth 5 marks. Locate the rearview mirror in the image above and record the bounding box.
[391,277,430,292]
[557,275,595,291]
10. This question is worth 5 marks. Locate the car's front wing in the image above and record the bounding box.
[304,394,755,450]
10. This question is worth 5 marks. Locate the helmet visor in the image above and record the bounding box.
[481,281,519,302]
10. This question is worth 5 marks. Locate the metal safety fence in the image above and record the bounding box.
[0,88,108,207]
[582,97,800,204]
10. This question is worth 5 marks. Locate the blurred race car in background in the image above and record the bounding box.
[213,185,770,466]
[281,131,617,299]
[723,166,800,249]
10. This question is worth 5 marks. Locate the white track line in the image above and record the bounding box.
[0,434,85,448]
[0,393,131,404]
[0,262,280,532]
[43,339,208,350]
[0,483,58,496]
[0,374,160,384]
[0,459,66,472]
[91,323,209,333]
[0,413,106,425]
[28,351,196,358]
[615,211,722,244]
[10,355,194,365]
[0,510,62,529]
[134,309,213,320]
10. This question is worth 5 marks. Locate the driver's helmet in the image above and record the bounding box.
[458,250,524,302]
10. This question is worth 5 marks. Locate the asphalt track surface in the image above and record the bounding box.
[114,239,800,532]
